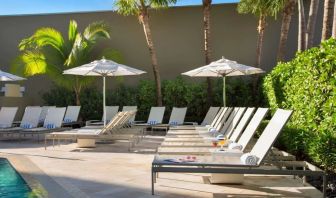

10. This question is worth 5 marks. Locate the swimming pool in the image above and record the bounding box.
[0,158,31,198]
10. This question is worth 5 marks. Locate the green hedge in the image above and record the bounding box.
[42,76,260,122]
[263,39,336,172]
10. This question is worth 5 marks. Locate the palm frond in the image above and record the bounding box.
[10,50,47,76]
[151,0,177,9]
[114,0,140,15]
[83,21,110,43]
[237,0,285,18]
[65,33,89,67]
[24,28,66,59]
[68,20,78,44]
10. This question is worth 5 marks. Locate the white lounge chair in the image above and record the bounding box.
[62,106,81,126]
[87,106,119,126]
[62,106,81,127]
[161,108,256,147]
[0,106,42,136]
[0,107,18,129]
[45,111,139,150]
[158,108,269,155]
[172,106,221,130]
[152,107,187,131]
[21,107,67,141]
[39,106,56,126]
[151,109,327,197]
[201,106,221,126]
[122,106,137,123]
[166,107,238,138]
[134,106,166,126]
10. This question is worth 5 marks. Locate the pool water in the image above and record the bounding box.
[0,158,31,198]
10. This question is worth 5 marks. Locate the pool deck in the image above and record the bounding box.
[0,137,323,198]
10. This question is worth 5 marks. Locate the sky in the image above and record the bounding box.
[0,0,239,16]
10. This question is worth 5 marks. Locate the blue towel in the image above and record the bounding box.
[148,120,157,125]
[64,119,72,123]
[22,123,32,129]
[45,123,55,129]
[170,121,178,126]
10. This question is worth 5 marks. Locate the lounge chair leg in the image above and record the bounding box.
[323,174,327,198]
[293,166,296,179]
[44,137,47,150]
[302,167,306,184]
[151,168,155,195]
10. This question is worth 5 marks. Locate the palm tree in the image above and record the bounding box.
[333,0,336,38]
[114,0,177,106]
[306,0,319,49]
[298,0,306,51]
[277,0,296,62]
[238,0,285,68]
[11,20,121,105]
[321,0,335,41]
[203,0,213,105]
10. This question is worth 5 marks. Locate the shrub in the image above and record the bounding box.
[263,38,336,172]
[136,80,156,121]
[41,86,75,106]
[42,76,263,124]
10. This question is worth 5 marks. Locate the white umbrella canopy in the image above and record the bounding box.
[182,57,264,106]
[0,70,26,81]
[63,59,146,76]
[63,58,146,126]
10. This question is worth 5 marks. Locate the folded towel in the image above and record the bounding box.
[240,153,258,165]
[208,127,217,133]
[216,134,225,140]
[228,142,243,150]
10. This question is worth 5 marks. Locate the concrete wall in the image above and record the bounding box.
[0,3,324,112]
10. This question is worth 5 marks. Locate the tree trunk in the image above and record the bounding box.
[298,0,307,52]
[139,10,163,106]
[203,0,213,106]
[322,0,335,41]
[252,15,266,106]
[74,78,81,106]
[306,0,319,48]
[75,91,80,106]
[332,0,336,37]
[256,15,266,68]
[277,0,296,62]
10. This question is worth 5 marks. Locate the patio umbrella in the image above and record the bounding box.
[182,57,264,106]
[63,58,146,126]
[0,70,26,81]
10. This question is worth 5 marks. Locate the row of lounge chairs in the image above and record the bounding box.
[151,107,327,197]
[45,110,142,150]
[0,106,81,141]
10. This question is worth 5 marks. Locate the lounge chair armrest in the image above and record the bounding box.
[12,121,21,127]
[133,121,146,124]
[183,122,198,125]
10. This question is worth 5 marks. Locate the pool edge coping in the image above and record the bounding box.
[0,153,73,198]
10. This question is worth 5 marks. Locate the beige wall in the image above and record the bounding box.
[0,3,323,112]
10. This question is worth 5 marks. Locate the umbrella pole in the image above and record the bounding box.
[223,76,226,107]
[103,76,106,127]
